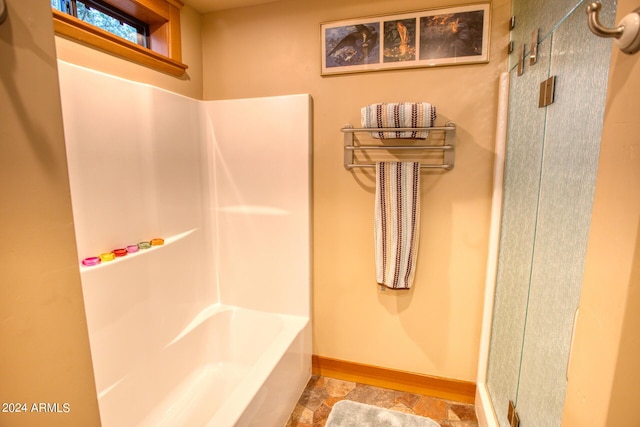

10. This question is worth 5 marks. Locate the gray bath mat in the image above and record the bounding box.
[325,400,441,427]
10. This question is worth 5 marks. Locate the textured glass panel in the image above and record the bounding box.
[508,0,581,69]
[515,3,614,426]
[507,0,616,70]
[486,37,552,427]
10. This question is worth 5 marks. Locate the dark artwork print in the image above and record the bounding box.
[325,23,380,67]
[383,18,417,63]
[419,11,484,60]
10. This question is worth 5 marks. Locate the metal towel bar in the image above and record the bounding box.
[341,122,456,170]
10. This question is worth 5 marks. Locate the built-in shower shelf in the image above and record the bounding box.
[79,228,197,272]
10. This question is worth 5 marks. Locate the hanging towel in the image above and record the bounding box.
[375,162,421,289]
[361,102,436,139]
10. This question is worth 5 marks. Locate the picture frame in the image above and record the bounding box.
[320,3,490,75]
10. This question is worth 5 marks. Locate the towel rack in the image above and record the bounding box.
[341,122,456,170]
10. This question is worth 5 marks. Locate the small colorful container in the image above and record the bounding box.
[81,257,101,267]
[99,252,116,262]
[113,248,128,257]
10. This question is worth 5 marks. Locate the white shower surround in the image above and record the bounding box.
[58,61,312,427]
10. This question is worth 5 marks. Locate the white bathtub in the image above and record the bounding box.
[58,61,312,427]
[96,305,310,427]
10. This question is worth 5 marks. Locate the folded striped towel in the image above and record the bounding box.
[361,102,436,139]
[375,162,421,289]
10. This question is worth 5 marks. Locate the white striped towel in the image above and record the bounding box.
[361,102,436,139]
[375,162,421,289]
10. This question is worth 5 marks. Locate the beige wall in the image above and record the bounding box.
[54,4,204,99]
[563,0,640,424]
[202,0,510,382]
[7,0,634,423]
[0,1,101,426]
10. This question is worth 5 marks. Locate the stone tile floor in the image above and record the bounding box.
[286,375,479,427]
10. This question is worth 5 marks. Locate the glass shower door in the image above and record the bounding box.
[515,4,614,426]
[486,34,552,427]
[486,0,615,425]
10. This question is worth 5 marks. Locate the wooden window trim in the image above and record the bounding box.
[53,0,187,77]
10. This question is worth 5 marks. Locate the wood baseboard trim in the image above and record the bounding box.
[312,355,476,404]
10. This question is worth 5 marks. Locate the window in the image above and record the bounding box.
[52,0,150,48]
[52,0,187,77]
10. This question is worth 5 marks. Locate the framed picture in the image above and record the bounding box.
[320,3,490,75]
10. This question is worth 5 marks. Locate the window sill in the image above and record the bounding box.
[52,8,188,77]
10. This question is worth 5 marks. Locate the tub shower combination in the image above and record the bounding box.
[58,62,312,427]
